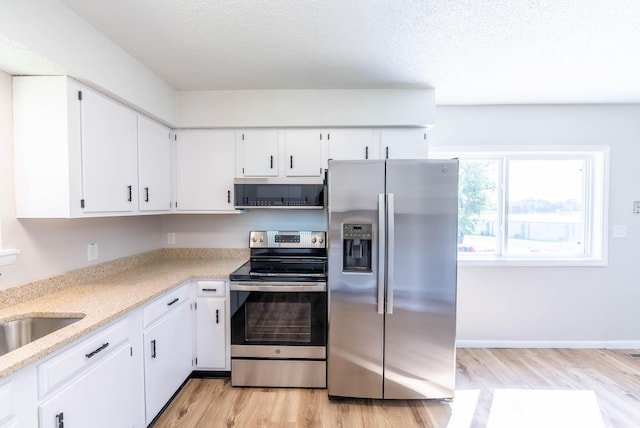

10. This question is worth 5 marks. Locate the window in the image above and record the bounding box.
[432,148,608,265]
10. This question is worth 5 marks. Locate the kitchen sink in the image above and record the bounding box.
[0,315,84,357]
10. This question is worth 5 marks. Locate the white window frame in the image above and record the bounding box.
[431,146,609,267]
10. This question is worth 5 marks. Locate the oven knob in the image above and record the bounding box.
[251,236,257,242]
[259,236,264,242]
[311,237,317,244]
[319,237,324,244]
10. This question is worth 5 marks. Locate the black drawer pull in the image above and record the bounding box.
[216,309,220,324]
[127,185,132,202]
[202,288,218,292]
[167,297,179,306]
[151,339,157,358]
[227,190,231,203]
[145,187,149,202]
[56,412,64,428]
[85,342,109,359]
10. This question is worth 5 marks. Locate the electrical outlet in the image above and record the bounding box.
[167,233,176,245]
[87,243,98,261]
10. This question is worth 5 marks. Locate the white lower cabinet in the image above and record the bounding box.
[0,365,37,428]
[36,315,143,428]
[0,279,230,427]
[143,292,193,425]
[195,280,229,370]
[38,345,135,428]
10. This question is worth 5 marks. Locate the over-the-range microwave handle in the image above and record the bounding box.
[386,193,395,315]
[377,194,385,315]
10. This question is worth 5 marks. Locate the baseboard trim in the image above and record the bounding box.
[456,340,640,349]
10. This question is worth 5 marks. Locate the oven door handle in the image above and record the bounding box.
[230,282,326,292]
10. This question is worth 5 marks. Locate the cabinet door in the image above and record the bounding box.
[196,298,226,369]
[238,130,279,176]
[380,129,428,159]
[328,129,377,160]
[0,367,37,428]
[175,130,236,211]
[143,301,193,424]
[80,87,138,213]
[39,344,135,428]
[138,116,172,212]
[283,130,324,177]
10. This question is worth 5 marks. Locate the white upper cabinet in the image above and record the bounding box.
[237,130,279,176]
[14,76,86,218]
[138,116,172,212]
[327,129,378,161]
[327,128,428,161]
[13,75,169,218]
[379,128,428,159]
[283,130,325,177]
[175,129,236,212]
[80,86,138,213]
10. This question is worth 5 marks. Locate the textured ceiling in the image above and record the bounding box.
[57,0,640,104]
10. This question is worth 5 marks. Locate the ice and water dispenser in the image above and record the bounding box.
[342,224,373,272]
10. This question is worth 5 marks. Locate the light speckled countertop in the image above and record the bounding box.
[0,254,247,379]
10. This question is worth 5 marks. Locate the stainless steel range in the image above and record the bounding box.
[229,230,327,388]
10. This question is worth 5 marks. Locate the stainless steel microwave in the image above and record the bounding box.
[234,178,325,209]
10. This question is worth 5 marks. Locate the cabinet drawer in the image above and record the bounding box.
[196,280,226,298]
[143,282,191,328]
[37,317,129,398]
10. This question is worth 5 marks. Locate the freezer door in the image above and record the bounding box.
[327,160,386,399]
[383,159,458,399]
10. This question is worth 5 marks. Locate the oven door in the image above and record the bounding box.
[229,282,326,359]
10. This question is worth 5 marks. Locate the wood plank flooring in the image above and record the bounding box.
[152,348,640,428]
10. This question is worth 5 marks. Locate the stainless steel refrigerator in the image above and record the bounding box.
[327,159,458,399]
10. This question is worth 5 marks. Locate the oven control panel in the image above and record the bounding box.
[249,231,326,248]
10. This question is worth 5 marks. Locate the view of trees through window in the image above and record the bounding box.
[452,153,600,259]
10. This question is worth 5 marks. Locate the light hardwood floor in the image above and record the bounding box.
[153,348,640,428]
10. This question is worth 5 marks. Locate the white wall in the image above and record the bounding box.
[0,0,176,124]
[0,70,163,290]
[176,89,435,128]
[430,104,640,347]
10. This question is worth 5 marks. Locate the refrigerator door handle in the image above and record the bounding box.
[377,193,386,315]
[386,193,395,314]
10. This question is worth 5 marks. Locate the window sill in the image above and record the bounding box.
[0,249,20,266]
[458,257,607,267]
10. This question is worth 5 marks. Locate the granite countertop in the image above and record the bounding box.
[0,254,247,379]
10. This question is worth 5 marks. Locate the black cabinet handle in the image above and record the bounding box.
[365,146,369,159]
[202,288,218,292]
[227,190,231,204]
[56,412,64,428]
[145,187,149,202]
[290,155,293,169]
[270,155,274,169]
[85,342,109,359]
[216,309,219,324]
[127,185,132,202]
[167,297,179,306]
[385,146,389,159]
[151,339,157,359]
